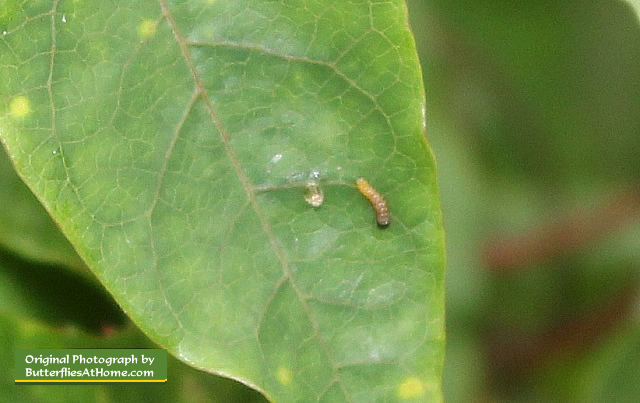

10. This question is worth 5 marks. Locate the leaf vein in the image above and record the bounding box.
[159,1,352,398]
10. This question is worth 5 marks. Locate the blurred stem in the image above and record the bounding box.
[483,190,640,272]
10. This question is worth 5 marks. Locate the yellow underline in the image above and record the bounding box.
[16,379,167,382]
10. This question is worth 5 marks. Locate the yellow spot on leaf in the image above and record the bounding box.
[138,19,156,40]
[9,96,31,119]
[276,367,292,386]
[397,376,425,400]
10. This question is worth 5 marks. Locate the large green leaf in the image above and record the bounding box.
[0,0,445,400]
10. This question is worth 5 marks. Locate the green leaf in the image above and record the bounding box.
[0,146,85,271]
[0,0,445,401]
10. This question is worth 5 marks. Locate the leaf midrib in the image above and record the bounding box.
[157,1,351,399]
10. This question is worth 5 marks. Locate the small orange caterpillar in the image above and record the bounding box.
[356,177,390,227]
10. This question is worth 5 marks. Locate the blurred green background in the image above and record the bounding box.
[408,0,640,401]
[2,0,640,401]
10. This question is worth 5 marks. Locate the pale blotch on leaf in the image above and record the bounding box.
[304,180,324,207]
[276,366,292,385]
[138,19,156,40]
[397,376,425,400]
[9,96,31,119]
[270,153,283,164]
[266,153,282,174]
